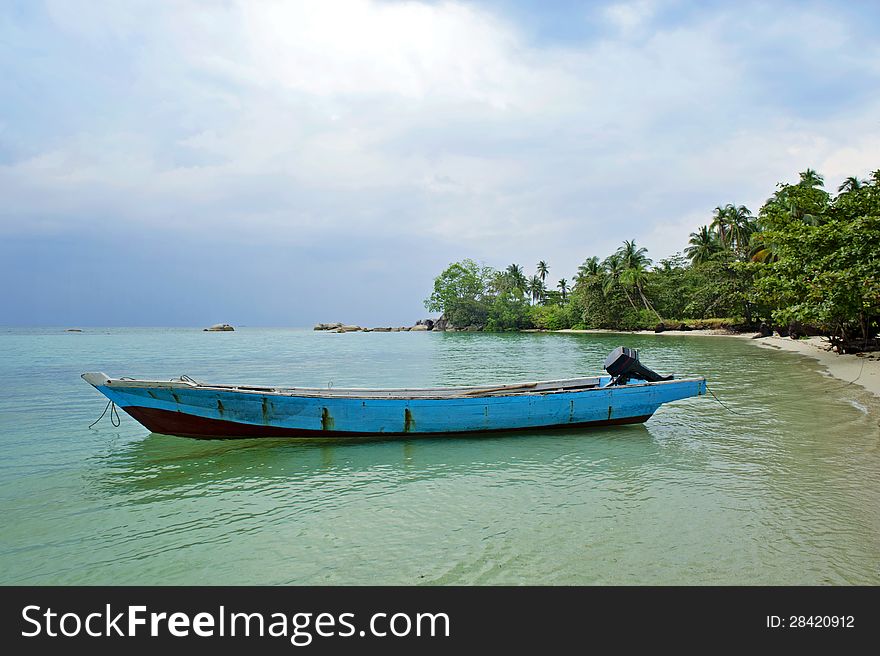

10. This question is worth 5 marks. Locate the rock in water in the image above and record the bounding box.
[314,322,343,331]
[204,323,235,331]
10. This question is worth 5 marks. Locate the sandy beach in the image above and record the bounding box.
[556,328,880,399]
[751,335,880,398]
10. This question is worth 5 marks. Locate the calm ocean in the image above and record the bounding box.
[1,328,878,584]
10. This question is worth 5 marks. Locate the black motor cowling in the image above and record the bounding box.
[603,346,673,384]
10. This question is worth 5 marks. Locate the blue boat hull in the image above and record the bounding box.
[83,374,706,439]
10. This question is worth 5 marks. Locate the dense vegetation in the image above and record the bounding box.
[424,168,880,352]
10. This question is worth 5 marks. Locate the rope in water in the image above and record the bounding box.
[88,400,120,429]
[705,383,742,416]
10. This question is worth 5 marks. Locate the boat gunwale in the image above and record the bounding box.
[84,372,707,400]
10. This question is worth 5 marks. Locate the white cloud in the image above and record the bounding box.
[2,0,879,275]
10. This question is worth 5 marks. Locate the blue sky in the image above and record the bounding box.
[2,0,880,326]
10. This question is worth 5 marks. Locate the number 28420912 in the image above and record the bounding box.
[767,616,854,628]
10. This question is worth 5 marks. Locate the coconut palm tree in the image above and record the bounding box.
[536,260,549,284]
[575,256,601,286]
[726,204,755,256]
[710,205,731,248]
[616,239,652,270]
[799,168,824,188]
[527,275,545,305]
[602,253,638,311]
[557,279,569,303]
[685,225,720,264]
[838,176,863,193]
[620,261,662,321]
[505,264,527,293]
[749,232,778,264]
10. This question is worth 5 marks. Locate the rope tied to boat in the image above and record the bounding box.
[704,383,742,416]
[88,400,120,429]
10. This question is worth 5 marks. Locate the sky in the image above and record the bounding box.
[2,0,880,327]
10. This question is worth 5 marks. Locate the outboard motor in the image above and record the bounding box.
[604,346,673,385]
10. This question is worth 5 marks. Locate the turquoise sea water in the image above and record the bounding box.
[0,328,878,585]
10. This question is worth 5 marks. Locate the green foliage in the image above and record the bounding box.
[425,168,880,344]
[424,259,494,327]
[425,259,533,330]
[529,303,578,330]
[486,294,533,331]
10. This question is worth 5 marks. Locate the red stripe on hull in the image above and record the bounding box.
[121,405,652,440]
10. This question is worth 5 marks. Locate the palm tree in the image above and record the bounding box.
[527,275,545,305]
[838,176,863,193]
[620,261,662,321]
[616,239,652,270]
[505,264,527,294]
[613,240,660,320]
[575,256,601,285]
[749,232,778,264]
[799,168,824,188]
[727,204,755,256]
[536,260,549,284]
[710,205,731,248]
[685,225,720,264]
[602,252,638,311]
[557,279,569,303]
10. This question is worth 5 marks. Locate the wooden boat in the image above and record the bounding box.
[82,347,706,439]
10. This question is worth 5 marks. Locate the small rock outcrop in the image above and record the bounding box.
[204,323,234,332]
[314,322,343,331]
[411,324,428,331]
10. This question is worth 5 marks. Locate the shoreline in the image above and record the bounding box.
[553,328,740,337]
[751,335,880,399]
[554,328,880,399]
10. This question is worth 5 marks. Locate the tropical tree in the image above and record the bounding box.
[575,256,601,285]
[616,239,651,270]
[536,260,549,283]
[799,168,824,188]
[527,275,545,305]
[424,259,494,327]
[504,264,528,294]
[620,260,662,320]
[602,252,638,310]
[685,225,720,264]
[748,232,778,264]
[838,176,863,193]
[710,205,731,248]
[557,279,570,303]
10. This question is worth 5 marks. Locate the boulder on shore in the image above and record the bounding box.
[204,323,234,331]
[433,315,451,331]
[314,322,343,331]
[411,324,428,331]
[339,325,363,332]
[372,327,392,332]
